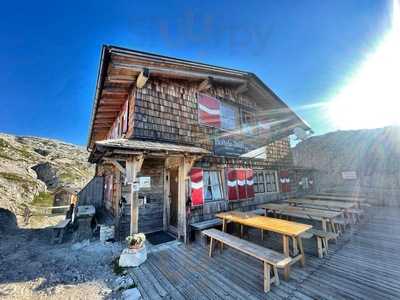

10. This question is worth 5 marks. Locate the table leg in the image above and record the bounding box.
[297,236,305,267]
[221,219,226,250]
[283,235,290,280]
[222,219,227,232]
[292,236,299,256]
[322,219,327,232]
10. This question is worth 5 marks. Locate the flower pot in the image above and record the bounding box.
[119,245,147,267]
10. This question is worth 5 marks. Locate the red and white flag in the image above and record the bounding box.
[198,94,221,128]
[190,168,204,207]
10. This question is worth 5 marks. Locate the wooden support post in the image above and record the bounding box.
[178,155,199,244]
[126,154,144,236]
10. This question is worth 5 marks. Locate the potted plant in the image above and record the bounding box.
[126,233,146,249]
[119,233,147,267]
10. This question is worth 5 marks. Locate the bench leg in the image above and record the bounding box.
[273,266,280,286]
[322,220,327,232]
[297,236,305,267]
[323,237,328,256]
[240,225,244,238]
[264,262,271,293]
[283,235,290,281]
[209,238,214,257]
[261,229,264,241]
[316,237,323,258]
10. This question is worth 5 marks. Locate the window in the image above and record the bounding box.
[221,102,238,130]
[265,170,278,193]
[241,109,257,135]
[253,170,265,193]
[203,170,223,202]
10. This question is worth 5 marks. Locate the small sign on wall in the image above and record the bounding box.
[342,171,357,180]
[139,176,151,188]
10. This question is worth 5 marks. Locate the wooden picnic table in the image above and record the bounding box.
[307,194,365,206]
[215,211,312,280]
[289,198,356,210]
[259,203,343,233]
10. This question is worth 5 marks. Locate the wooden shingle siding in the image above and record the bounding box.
[130,78,277,152]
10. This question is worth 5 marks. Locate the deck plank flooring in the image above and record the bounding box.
[130,207,400,299]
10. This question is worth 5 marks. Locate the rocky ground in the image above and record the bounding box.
[0,225,134,300]
[0,133,94,219]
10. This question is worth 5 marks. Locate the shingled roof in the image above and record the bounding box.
[87,45,311,149]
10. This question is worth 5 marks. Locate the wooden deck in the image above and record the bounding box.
[130,207,400,299]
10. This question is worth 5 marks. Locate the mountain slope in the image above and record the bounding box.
[0,133,94,215]
[293,126,400,192]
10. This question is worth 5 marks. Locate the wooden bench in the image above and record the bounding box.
[202,228,291,293]
[301,229,338,258]
[51,218,71,244]
[190,218,222,242]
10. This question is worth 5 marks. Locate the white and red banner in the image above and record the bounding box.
[198,94,221,128]
[190,168,204,207]
[227,168,254,201]
[279,170,291,193]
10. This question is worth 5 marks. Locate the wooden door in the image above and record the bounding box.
[169,167,179,229]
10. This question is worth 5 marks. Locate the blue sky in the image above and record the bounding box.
[0,1,393,145]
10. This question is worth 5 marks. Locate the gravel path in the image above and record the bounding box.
[0,226,124,299]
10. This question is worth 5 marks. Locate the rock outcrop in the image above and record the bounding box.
[0,133,94,215]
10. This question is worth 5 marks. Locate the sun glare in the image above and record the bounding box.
[328,0,400,130]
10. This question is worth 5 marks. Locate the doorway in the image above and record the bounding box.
[168,167,179,233]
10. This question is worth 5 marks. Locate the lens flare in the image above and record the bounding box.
[328,0,400,130]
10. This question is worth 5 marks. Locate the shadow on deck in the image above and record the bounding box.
[130,207,400,299]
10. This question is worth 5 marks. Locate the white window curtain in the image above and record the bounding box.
[210,172,222,200]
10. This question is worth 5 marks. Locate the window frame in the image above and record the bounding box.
[220,101,239,131]
[203,169,224,203]
[240,108,257,135]
[253,170,266,194]
[264,170,279,193]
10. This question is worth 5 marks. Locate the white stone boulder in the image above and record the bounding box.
[122,288,142,300]
[119,246,147,267]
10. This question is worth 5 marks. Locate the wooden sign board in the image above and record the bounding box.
[139,176,151,188]
[342,171,357,180]
[214,137,252,157]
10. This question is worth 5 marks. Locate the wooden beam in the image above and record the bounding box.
[235,82,248,95]
[103,158,126,175]
[97,112,119,118]
[197,76,213,92]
